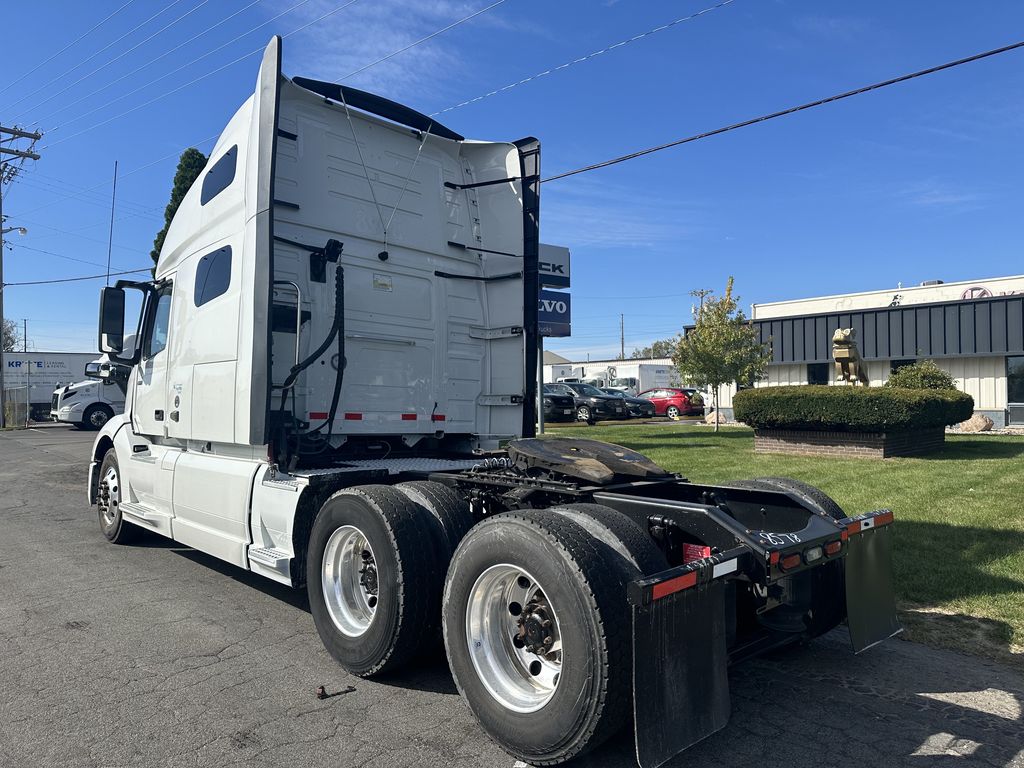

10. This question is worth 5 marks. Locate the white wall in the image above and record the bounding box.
[752,274,1024,320]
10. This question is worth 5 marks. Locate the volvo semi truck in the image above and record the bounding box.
[88,38,901,768]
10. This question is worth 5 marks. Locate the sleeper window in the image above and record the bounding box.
[200,146,237,205]
[194,246,232,306]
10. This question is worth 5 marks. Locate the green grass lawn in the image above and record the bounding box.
[549,422,1024,664]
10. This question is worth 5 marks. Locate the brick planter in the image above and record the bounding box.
[753,426,945,458]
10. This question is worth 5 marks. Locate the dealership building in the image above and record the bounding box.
[709,273,1024,426]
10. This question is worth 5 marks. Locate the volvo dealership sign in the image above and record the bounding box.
[539,290,571,337]
[538,244,570,337]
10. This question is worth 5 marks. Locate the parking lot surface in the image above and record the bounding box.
[1,424,1022,768]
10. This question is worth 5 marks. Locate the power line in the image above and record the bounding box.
[9,134,220,220]
[44,1,313,135]
[432,0,734,116]
[3,267,151,287]
[44,0,363,149]
[343,0,508,80]
[541,39,1024,184]
[37,0,270,126]
[4,0,188,114]
[13,0,218,122]
[0,0,140,99]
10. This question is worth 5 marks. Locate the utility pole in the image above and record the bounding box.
[619,314,624,360]
[0,124,42,428]
[22,318,27,352]
[689,288,713,317]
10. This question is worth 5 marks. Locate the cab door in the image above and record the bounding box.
[132,282,175,438]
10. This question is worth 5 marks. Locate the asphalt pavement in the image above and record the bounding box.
[1,423,1022,768]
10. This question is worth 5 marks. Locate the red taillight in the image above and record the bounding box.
[344,412,362,421]
[780,553,801,571]
[401,413,417,421]
[431,414,445,422]
[824,540,842,557]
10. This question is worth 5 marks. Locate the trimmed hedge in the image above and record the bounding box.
[733,385,974,432]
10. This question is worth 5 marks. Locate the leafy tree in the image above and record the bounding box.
[631,338,679,359]
[672,278,769,431]
[885,359,957,391]
[151,148,208,267]
[2,318,18,352]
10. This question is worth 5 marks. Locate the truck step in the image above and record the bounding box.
[248,546,293,585]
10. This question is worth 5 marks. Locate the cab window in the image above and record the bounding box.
[144,286,173,358]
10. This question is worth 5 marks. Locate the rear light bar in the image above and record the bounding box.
[843,509,894,536]
[628,546,748,606]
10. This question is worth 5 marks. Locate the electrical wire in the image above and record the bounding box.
[343,0,508,80]
[3,268,152,287]
[41,0,313,133]
[37,0,268,126]
[432,0,734,116]
[4,0,188,113]
[541,39,1024,183]
[44,0,362,149]
[0,0,140,99]
[13,0,218,122]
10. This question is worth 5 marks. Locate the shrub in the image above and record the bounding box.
[733,385,974,432]
[885,360,957,390]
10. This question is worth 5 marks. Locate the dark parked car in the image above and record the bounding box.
[637,387,704,418]
[546,382,628,422]
[600,388,656,418]
[542,388,577,423]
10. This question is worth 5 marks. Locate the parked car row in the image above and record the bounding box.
[542,383,704,423]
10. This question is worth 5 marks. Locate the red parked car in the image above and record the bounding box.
[637,387,704,418]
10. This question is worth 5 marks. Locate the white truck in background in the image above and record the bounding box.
[50,354,130,430]
[551,362,680,395]
[86,38,901,768]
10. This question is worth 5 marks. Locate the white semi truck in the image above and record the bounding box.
[88,38,901,768]
[51,355,129,429]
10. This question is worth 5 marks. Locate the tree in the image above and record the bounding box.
[885,359,957,390]
[672,277,770,431]
[2,318,18,352]
[631,338,678,359]
[151,148,208,267]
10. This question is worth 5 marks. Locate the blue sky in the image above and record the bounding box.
[2,0,1022,358]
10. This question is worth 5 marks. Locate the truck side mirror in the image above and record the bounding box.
[99,287,126,354]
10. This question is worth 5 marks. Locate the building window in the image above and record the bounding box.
[807,362,830,385]
[200,146,237,205]
[1008,357,1024,404]
[194,247,232,307]
[891,359,916,373]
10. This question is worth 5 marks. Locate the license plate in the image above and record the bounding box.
[563,409,573,415]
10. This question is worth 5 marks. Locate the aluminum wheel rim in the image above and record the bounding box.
[98,465,119,526]
[322,525,378,637]
[89,409,109,427]
[466,564,562,713]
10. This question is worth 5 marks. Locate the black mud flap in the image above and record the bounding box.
[845,523,902,652]
[632,580,729,768]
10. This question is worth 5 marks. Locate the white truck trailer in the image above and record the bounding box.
[88,38,901,768]
[2,351,96,421]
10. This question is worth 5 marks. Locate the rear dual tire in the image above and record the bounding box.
[307,482,472,677]
[444,507,652,765]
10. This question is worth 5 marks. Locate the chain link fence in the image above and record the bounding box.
[2,387,31,429]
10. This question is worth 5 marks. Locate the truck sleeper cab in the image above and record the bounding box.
[89,38,900,768]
